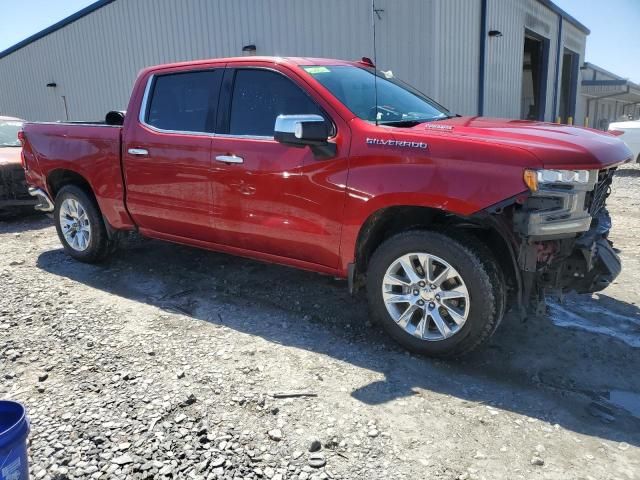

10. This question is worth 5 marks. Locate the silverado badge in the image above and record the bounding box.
[366,138,428,149]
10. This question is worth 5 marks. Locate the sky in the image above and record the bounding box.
[554,0,640,83]
[0,0,95,52]
[1,0,639,83]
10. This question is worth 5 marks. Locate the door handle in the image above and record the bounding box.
[215,154,244,164]
[128,148,149,156]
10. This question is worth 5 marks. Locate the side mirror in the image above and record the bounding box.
[274,114,329,146]
[105,110,125,126]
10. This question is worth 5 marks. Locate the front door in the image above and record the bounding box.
[123,68,223,241]
[209,66,350,268]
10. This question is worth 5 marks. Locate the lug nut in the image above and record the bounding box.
[428,302,436,309]
[417,300,425,306]
[435,294,441,301]
[430,284,436,290]
[418,281,426,288]
[413,289,420,296]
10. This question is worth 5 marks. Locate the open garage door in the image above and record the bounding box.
[521,31,549,121]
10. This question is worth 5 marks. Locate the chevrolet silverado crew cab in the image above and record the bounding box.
[21,57,631,357]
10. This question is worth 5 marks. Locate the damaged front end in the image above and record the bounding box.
[0,159,38,217]
[513,167,621,314]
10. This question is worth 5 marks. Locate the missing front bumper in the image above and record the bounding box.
[557,238,621,293]
[535,209,621,295]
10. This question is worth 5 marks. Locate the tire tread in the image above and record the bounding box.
[54,185,113,263]
[367,229,506,357]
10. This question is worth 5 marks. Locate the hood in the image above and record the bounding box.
[413,117,633,170]
[0,147,22,167]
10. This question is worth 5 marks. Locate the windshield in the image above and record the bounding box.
[0,120,23,147]
[302,65,450,125]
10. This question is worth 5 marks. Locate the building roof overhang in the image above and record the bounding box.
[582,80,640,103]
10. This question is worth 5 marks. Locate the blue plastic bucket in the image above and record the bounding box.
[0,401,29,480]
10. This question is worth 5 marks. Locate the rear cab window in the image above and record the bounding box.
[145,69,223,133]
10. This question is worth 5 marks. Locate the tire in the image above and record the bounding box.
[366,230,506,358]
[54,185,113,263]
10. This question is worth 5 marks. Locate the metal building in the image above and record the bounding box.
[0,0,589,125]
[579,62,640,130]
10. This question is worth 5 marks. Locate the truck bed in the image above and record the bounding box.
[22,122,134,229]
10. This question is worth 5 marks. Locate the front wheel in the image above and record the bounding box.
[54,185,113,263]
[367,230,505,357]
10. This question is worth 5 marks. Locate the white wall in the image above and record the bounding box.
[0,0,585,123]
[0,0,483,121]
[484,0,586,122]
[484,0,525,119]
[563,22,587,125]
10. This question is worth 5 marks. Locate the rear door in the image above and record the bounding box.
[209,65,351,268]
[123,67,223,241]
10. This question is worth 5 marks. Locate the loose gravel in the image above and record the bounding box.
[2,165,640,479]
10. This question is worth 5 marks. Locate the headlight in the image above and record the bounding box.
[523,169,592,192]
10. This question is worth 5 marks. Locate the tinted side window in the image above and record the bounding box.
[147,70,222,132]
[229,69,324,136]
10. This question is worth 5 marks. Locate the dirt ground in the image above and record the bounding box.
[1,164,639,480]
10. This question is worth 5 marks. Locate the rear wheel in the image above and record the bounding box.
[54,185,113,263]
[367,230,505,357]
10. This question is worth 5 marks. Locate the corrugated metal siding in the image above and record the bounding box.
[0,0,483,121]
[563,22,586,59]
[484,0,566,121]
[484,0,525,119]
[486,0,593,124]
[580,64,635,129]
[369,0,438,109]
[562,22,587,124]
[525,0,558,121]
[0,0,375,121]
[373,0,480,115]
[0,0,584,123]
[432,0,481,115]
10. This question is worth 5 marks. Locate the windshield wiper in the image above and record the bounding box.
[428,115,454,122]
[378,119,432,127]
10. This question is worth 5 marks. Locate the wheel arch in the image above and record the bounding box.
[352,204,522,306]
[47,168,120,238]
[47,168,94,200]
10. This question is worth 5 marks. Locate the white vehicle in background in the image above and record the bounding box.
[609,119,640,163]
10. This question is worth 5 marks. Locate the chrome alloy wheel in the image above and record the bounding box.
[59,198,91,252]
[382,253,470,341]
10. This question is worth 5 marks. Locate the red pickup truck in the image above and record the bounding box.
[21,56,631,357]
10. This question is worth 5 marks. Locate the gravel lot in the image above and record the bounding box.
[1,164,640,480]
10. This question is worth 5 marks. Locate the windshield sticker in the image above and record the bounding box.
[366,138,428,149]
[303,66,331,74]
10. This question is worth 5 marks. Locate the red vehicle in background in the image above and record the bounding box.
[20,57,631,356]
[0,116,38,218]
